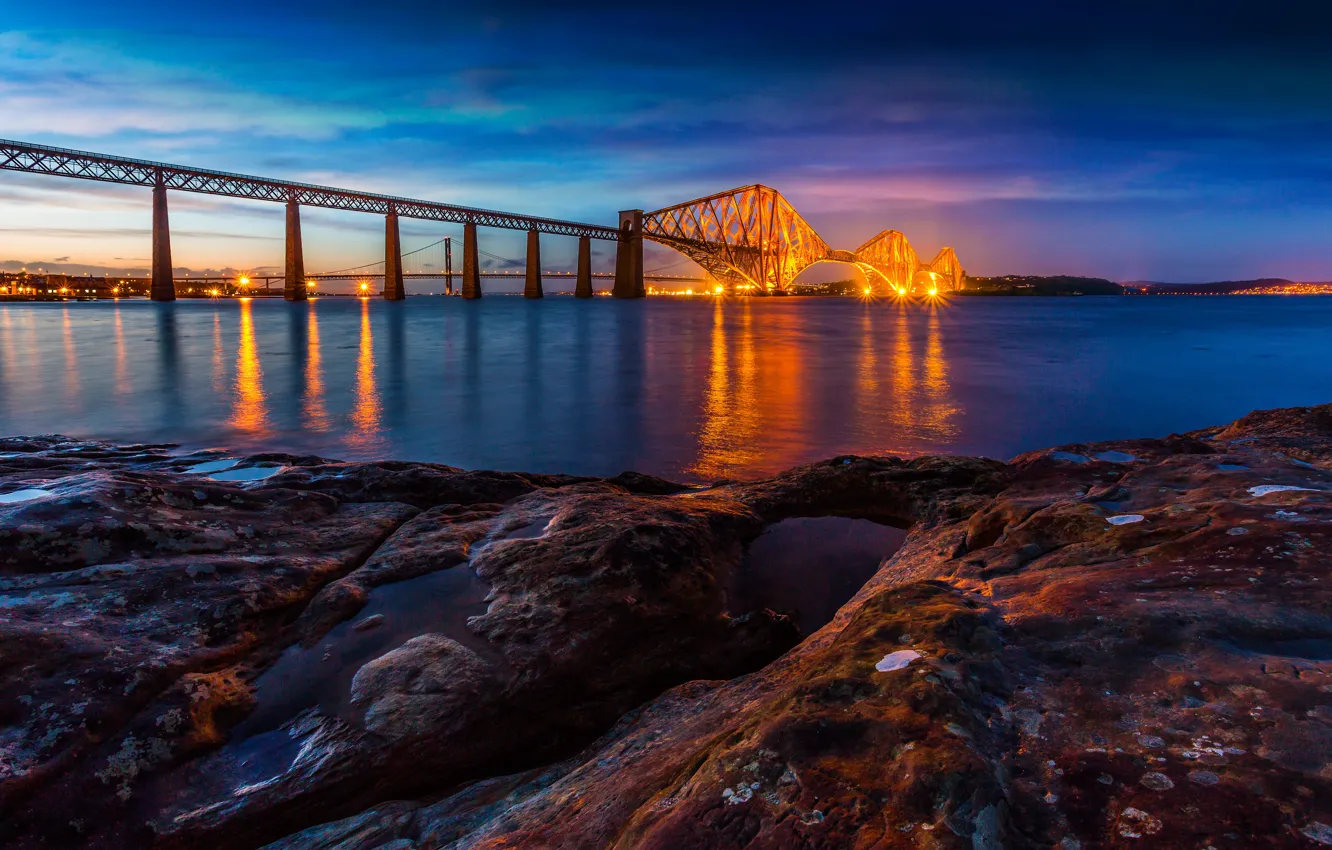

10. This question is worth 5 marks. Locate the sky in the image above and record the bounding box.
[2,0,1331,288]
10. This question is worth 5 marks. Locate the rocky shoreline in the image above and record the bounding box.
[2,404,1331,848]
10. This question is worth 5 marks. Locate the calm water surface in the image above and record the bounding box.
[1,296,1328,481]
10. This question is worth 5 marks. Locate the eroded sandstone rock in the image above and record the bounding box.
[263,405,1332,849]
[7,404,1332,849]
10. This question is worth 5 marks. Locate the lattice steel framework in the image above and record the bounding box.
[643,185,830,292]
[854,230,920,292]
[644,185,963,294]
[0,139,621,240]
[922,247,964,292]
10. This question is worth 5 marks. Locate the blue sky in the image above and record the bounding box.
[3,0,1331,286]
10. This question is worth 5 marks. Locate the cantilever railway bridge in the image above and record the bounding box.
[0,139,963,301]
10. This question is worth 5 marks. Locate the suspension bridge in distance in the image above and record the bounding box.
[0,139,963,301]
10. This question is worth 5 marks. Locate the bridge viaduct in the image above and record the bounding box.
[1,140,963,299]
[0,140,645,303]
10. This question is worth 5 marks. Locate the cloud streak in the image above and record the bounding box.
[2,3,1332,279]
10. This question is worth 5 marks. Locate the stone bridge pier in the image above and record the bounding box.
[613,209,644,298]
[284,199,307,301]
[151,176,175,302]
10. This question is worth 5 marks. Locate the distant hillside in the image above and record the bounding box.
[1124,279,1332,295]
[961,275,1122,296]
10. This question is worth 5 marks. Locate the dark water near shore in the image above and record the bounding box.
[1,296,1330,481]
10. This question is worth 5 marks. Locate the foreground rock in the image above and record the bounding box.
[264,407,1332,849]
[0,441,995,847]
[3,406,1332,848]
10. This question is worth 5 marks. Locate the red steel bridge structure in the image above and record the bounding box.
[0,140,961,301]
[643,185,963,296]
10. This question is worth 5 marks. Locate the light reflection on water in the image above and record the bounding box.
[303,305,332,433]
[229,298,271,437]
[347,298,385,454]
[1,296,1331,481]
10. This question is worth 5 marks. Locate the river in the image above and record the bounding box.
[1,295,1328,481]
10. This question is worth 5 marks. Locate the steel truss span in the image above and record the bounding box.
[644,185,964,294]
[0,139,621,240]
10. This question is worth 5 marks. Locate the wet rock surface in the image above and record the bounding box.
[3,406,1332,848]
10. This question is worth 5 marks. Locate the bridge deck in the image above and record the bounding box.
[0,139,621,240]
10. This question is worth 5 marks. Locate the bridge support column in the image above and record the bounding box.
[444,237,453,295]
[384,210,405,300]
[613,209,644,299]
[461,222,482,299]
[151,180,176,302]
[524,229,543,298]
[574,236,592,298]
[284,200,307,301]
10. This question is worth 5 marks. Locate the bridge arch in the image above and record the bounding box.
[643,185,963,294]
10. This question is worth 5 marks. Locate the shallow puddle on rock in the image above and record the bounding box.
[234,566,492,738]
[730,516,907,636]
[186,458,239,474]
[0,488,52,504]
[210,464,284,482]
[1095,450,1137,463]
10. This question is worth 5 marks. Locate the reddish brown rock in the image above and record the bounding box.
[266,405,1332,850]
[7,405,1332,850]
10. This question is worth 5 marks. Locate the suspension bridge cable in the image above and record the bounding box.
[317,237,451,275]
[644,256,695,274]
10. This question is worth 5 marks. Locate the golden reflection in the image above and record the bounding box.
[690,300,809,479]
[693,300,753,477]
[890,305,915,401]
[877,303,959,453]
[303,305,332,432]
[919,306,960,437]
[113,306,129,394]
[229,298,271,436]
[347,298,385,452]
[61,308,81,398]
[856,306,878,419]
